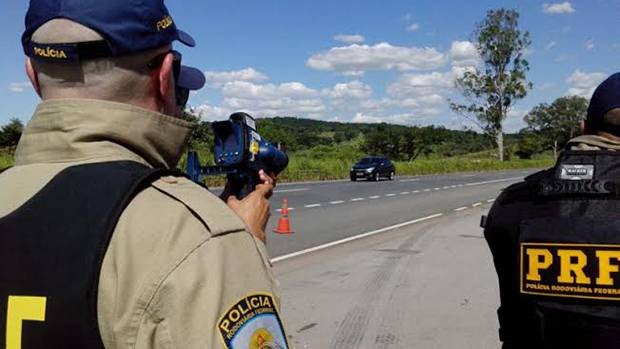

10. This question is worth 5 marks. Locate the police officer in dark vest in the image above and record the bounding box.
[484,73,620,348]
[0,1,291,348]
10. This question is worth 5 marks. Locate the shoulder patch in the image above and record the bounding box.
[218,293,289,349]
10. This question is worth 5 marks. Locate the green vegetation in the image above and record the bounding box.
[522,96,588,158]
[0,148,14,171]
[180,116,552,186]
[0,113,554,179]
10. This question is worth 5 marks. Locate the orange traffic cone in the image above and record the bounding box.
[273,198,294,234]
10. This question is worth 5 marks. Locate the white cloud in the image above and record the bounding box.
[222,81,318,100]
[585,39,595,51]
[406,23,420,32]
[217,81,325,118]
[334,34,365,44]
[352,112,383,123]
[566,70,607,98]
[543,2,575,14]
[204,68,268,88]
[9,82,31,93]
[545,41,557,50]
[323,80,372,101]
[190,104,231,122]
[449,41,479,68]
[306,42,446,76]
[352,111,436,125]
[387,72,453,99]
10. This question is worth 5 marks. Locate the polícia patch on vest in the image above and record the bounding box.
[218,293,289,349]
[520,242,620,301]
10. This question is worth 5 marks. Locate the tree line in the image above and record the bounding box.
[0,118,23,148]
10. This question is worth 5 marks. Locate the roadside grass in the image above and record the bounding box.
[1,142,554,184]
[0,148,14,171]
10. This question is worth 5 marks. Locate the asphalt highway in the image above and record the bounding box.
[265,169,537,258]
[275,202,501,348]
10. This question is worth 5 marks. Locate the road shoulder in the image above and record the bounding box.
[274,206,500,349]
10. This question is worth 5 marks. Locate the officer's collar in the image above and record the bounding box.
[14,99,193,168]
[568,134,620,151]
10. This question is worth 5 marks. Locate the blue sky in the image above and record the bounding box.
[2,0,619,132]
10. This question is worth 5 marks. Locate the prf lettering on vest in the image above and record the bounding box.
[521,243,620,300]
[33,46,67,59]
[156,16,173,31]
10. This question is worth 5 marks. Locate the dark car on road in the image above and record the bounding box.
[350,156,395,181]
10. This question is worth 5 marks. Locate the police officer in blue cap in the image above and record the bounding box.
[484,73,620,348]
[0,1,290,348]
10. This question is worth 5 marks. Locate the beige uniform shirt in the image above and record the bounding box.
[567,134,620,151]
[0,99,289,349]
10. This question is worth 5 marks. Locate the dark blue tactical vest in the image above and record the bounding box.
[0,161,174,349]
[484,150,620,349]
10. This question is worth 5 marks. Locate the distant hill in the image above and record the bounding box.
[254,117,515,156]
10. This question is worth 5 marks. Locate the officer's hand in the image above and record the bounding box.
[226,170,275,242]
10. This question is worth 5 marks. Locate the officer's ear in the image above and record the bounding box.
[580,120,587,135]
[25,58,42,98]
[156,52,176,116]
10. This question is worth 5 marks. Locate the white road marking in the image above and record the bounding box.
[413,190,420,193]
[455,207,468,211]
[271,213,445,263]
[443,186,450,189]
[465,177,522,187]
[305,204,321,208]
[276,207,295,212]
[472,202,482,207]
[399,178,420,182]
[451,185,458,188]
[423,189,431,192]
[400,191,410,195]
[386,193,396,197]
[433,187,441,191]
[351,198,364,202]
[369,195,380,199]
[330,200,345,205]
[486,199,495,203]
[274,188,309,193]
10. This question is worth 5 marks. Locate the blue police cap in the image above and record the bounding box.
[586,72,620,130]
[22,0,205,90]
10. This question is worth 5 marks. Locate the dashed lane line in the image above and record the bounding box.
[274,188,309,193]
[305,204,321,208]
[276,207,295,212]
[386,193,396,197]
[423,189,431,192]
[400,191,410,195]
[271,213,445,263]
[330,200,345,205]
[399,178,420,182]
[455,207,468,211]
[487,199,495,203]
[369,195,380,199]
[351,198,364,202]
[472,202,482,207]
[413,190,420,193]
